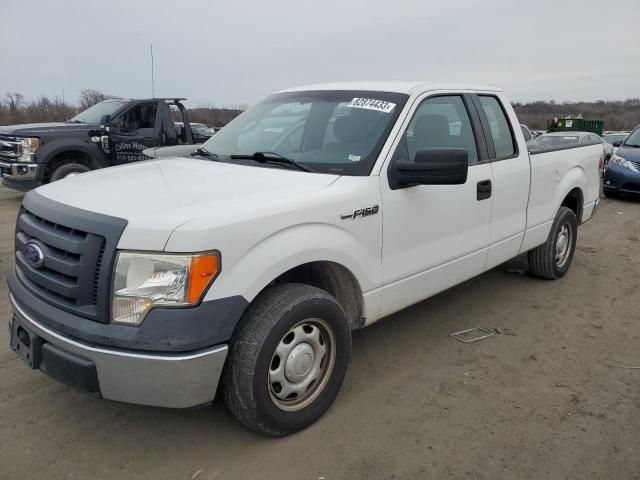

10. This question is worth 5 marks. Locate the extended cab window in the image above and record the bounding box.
[393,95,478,164]
[479,96,515,158]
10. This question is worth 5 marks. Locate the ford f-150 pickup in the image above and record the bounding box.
[8,82,601,436]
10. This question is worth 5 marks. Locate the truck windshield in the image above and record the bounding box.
[201,90,408,175]
[70,100,127,124]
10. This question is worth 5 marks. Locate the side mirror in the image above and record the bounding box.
[100,115,111,127]
[389,148,468,189]
[612,140,623,147]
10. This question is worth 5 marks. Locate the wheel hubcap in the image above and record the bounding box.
[285,343,315,382]
[268,319,335,412]
[555,223,572,267]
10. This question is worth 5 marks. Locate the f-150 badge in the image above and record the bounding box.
[341,205,379,220]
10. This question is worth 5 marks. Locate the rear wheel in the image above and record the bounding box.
[222,283,351,436]
[528,206,577,280]
[49,162,90,182]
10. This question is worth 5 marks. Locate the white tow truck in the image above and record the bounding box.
[8,82,601,436]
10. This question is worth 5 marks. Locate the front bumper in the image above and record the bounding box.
[603,163,640,195]
[9,293,228,408]
[0,160,45,191]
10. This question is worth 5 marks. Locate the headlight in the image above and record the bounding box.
[609,155,638,172]
[18,137,40,162]
[112,251,220,325]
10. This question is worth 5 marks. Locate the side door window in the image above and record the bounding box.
[111,103,157,164]
[394,95,479,164]
[478,96,516,159]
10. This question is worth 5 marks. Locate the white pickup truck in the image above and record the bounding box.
[8,82,601,436]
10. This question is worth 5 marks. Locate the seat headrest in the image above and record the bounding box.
[141,107,154,124]
[333,115,367,143]
[413,115,451,148]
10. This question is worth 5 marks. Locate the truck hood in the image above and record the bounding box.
[35,158,339,250]
[0,122,94,136]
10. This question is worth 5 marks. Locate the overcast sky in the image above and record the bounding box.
[2,0,639,108]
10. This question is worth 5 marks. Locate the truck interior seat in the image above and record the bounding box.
[140,107,154,129]
[332,115,368,144]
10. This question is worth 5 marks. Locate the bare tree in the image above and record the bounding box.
[78,89,107,111]
[5,92,24,113]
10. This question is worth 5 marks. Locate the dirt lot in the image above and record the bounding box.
[0,184,639,480]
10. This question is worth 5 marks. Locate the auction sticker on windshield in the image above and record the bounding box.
[348,98,396,113]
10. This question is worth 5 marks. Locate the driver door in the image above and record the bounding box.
[110,103,157,164]
[379,93,493,318]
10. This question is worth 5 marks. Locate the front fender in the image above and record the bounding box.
[204,222,382,318]
[36,138,109,169]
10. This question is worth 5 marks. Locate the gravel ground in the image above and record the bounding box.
[0,185,639,480]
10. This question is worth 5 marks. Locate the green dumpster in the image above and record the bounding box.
[547,118,604,136]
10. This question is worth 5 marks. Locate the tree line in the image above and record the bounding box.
[1,90,639,132]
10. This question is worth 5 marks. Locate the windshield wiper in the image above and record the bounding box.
[623,143,640,148]
[190,147,220,161]
[230,152,314,172]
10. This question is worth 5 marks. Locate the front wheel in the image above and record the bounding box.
[528,206,577,279]
[49,163,91,182]
[222,283,351,436]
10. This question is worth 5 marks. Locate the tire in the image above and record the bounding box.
[49,163,91,182]
[222,283,351,436]
[528,206,577,280]
[603,189,620,199]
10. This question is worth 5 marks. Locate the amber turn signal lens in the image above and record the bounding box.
[187,254,220,304]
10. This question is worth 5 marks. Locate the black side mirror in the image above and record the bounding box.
[389,148,469,189]
[100,115,111,127]
[612,140,623,147]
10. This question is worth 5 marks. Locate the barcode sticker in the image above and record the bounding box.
[347,98,396,113]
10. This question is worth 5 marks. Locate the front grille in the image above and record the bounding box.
[0,135,21,159]
[630,160,640,172]
[14,192,127,323]
[15,207,106,319]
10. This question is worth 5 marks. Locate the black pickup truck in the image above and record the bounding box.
[0,98,204,191]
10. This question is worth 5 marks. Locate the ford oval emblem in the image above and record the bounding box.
[25,241,45,269]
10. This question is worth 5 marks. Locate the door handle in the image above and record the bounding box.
[477,180,492,201]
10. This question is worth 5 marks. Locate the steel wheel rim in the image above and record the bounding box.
[268,318,336,412]
[555,223,572,268]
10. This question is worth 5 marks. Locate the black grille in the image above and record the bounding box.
[15,207,106,319]
[0,135,21,159]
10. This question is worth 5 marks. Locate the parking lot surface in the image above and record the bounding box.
[0,185,639,480]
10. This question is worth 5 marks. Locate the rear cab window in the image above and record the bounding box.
[478,96,517,159]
